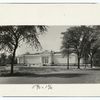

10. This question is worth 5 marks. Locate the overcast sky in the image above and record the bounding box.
[16,26,67,56]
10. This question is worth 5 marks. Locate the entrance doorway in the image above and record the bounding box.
[42,56,49,65]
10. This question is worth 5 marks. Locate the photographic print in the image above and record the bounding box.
[0,25,100,84]
[0,4,100,96]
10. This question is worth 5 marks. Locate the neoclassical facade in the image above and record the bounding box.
[17,50,83,67]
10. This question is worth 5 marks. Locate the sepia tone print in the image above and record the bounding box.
[0,25,100,84]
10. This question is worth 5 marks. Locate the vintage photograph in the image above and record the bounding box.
[0,3,100,96]
[0,25,100,84]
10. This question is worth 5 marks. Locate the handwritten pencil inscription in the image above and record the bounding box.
[32,84,53,90]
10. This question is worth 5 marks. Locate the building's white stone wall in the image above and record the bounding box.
[17,57,24,64]
[53,54,66,65]
[53,53,78,65]
[17,51,83,66]
[24,55,41,65]
[69,53,77,64]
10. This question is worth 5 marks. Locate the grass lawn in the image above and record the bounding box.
[0,65,100,84]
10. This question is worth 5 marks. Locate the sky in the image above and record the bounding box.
[16,26,67,56]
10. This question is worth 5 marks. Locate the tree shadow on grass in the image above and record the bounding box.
[0,72,88,78]
[36,73,88,78]
[89,69,100,71]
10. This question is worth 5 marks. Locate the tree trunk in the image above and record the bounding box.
[67,45,70,69]
[84,56,87,69]
[77,57,80,69]
[10,46,17,75]
[90,56,93,68]
[85,59,87,69]
[67,55,69,69]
